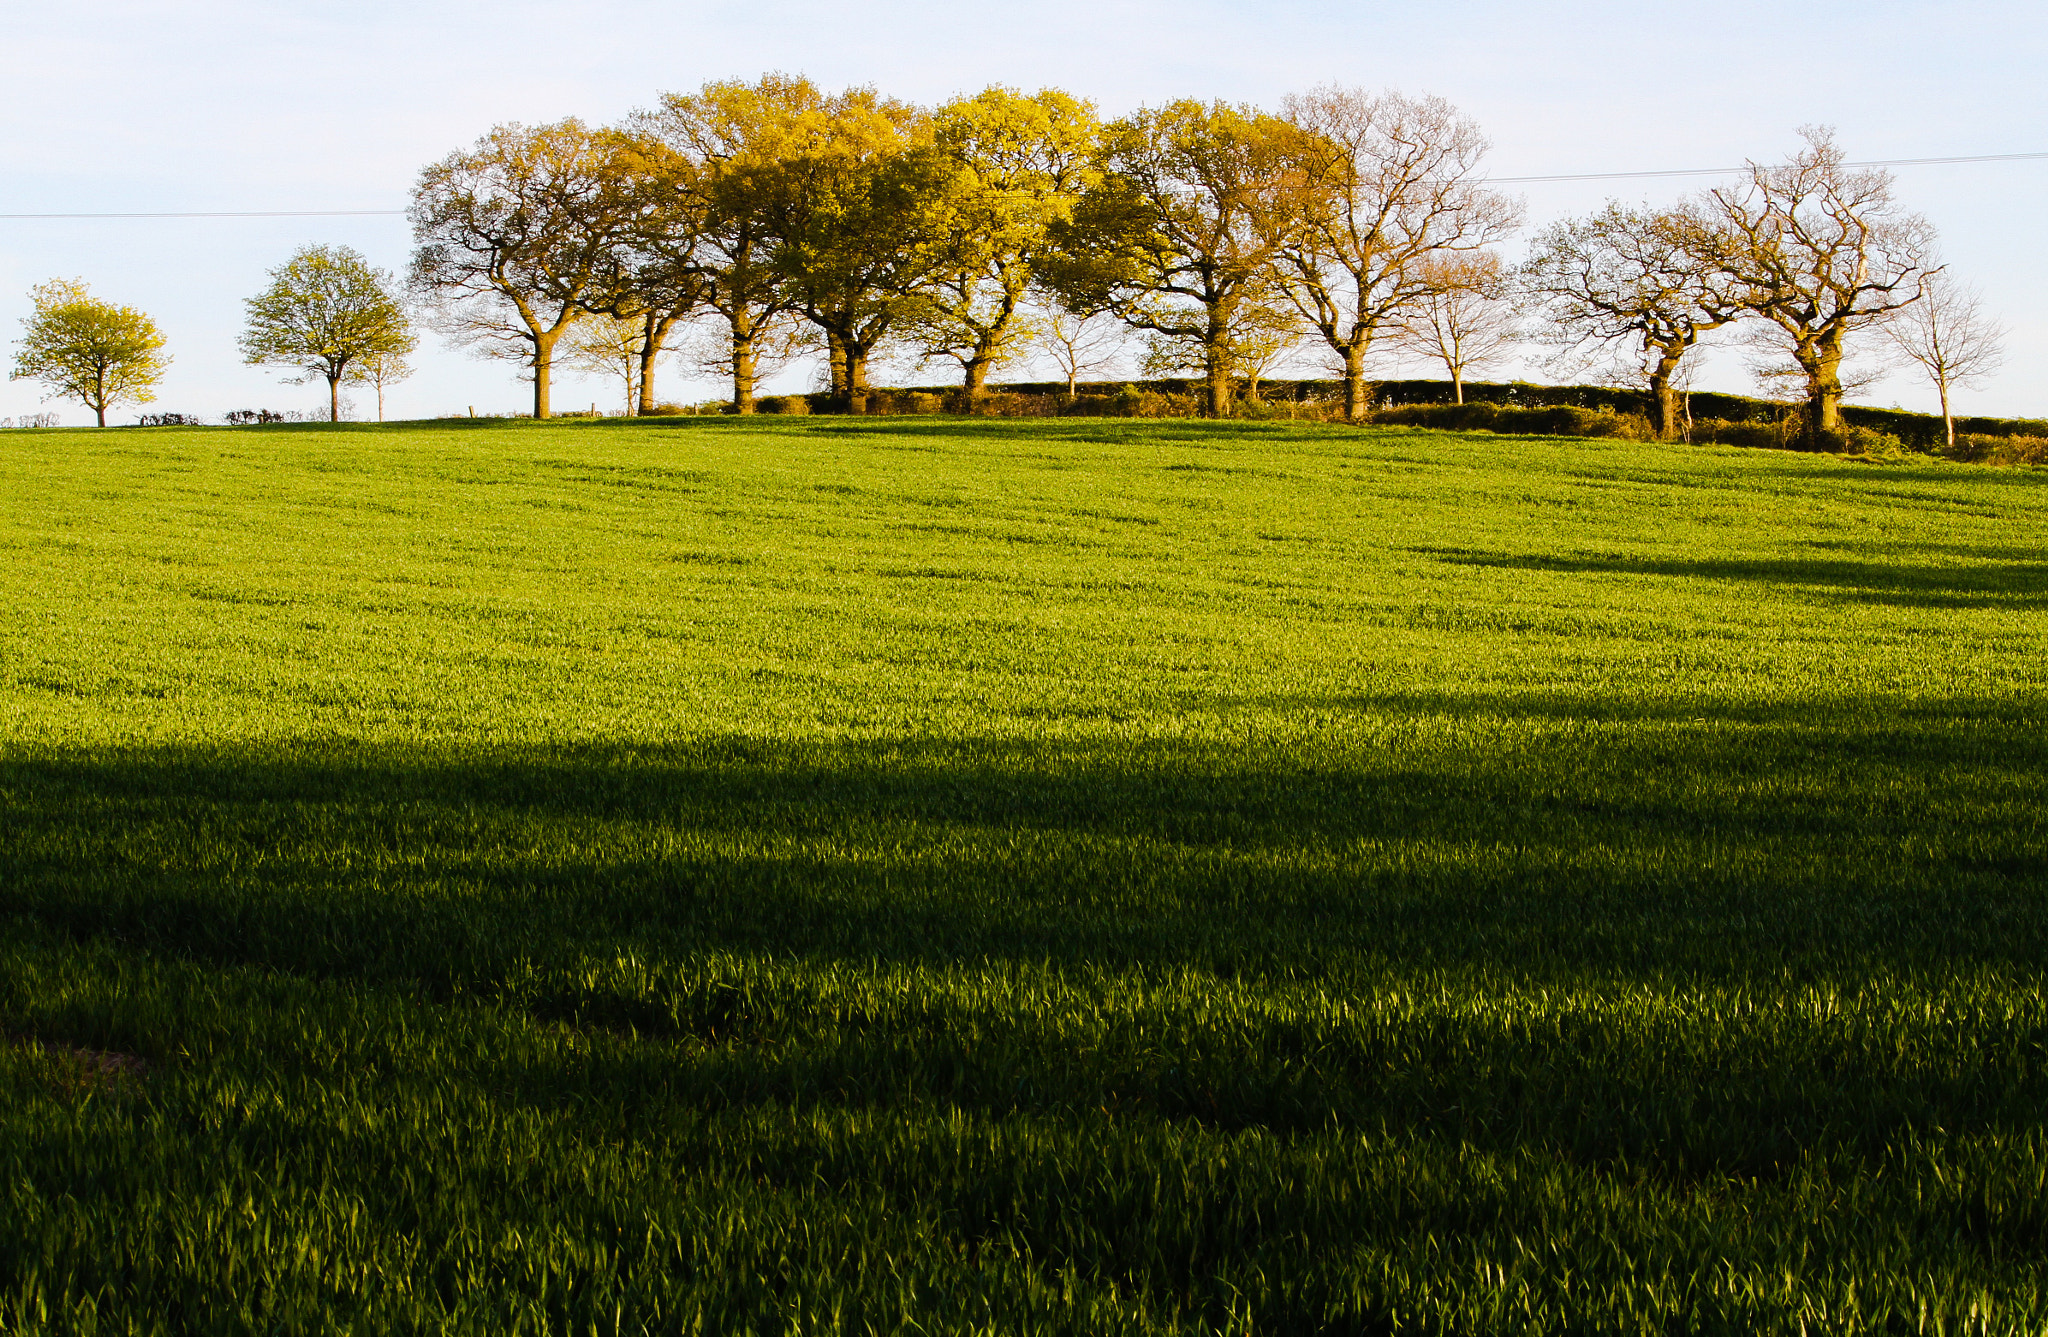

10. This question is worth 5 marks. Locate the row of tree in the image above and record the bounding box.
[408,75,1998,445]
[7,81,2001,446]
[407,79,1515,424]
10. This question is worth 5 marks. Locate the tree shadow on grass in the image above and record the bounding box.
[1420,547,2048,610]
[5,700,2048,1183]
[5,700,2045,983]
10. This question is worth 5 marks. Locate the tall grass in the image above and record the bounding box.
[3,416,2047,1332]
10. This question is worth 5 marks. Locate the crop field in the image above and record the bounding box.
[3,414,2048,1333]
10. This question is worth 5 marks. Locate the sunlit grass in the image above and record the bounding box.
[4,416,2047,1333]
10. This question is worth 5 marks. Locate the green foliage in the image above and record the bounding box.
[241,245,414,421]
[8,279,169,426]
[5,417,2048,1330]
[1043,100,1293,416]
[901,87,1100,392]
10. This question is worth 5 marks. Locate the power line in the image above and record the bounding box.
[0,206,409,218]
[0,151,2042,217]
[1491,151,2048,185]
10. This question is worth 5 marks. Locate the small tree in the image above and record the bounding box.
[559,312,657,414]
[1393,252,1517,403]
[1885,273,2004,451]
[242,245,413,422]
[1034,307,1126,396]
[346,349,414,422]
[11,279,169,426]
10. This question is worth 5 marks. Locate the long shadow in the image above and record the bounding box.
[6,709,2048,1180]
[1421,548,2048,610]
[5,708,2045,982]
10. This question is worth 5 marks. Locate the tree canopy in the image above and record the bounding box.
[241,245,414,423]
[10,279,169,426]
[385,82,1985,430]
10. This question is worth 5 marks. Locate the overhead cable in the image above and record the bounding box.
[1,152,2042,218]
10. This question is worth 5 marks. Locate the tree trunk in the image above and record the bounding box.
[827,332,849,412]
[636,312,667,416]
[328,371,343,424]
[531,334,557,419]
[1939,375,1954,451]
[96,404,106,428]
[1202,332,1230,419]
[1451,367,1465,406]
[1341,344,1367,422]
[731,312,758,415]
[377,382,386,423]
[1646,344,1687,441]
[1799,330,1845,445]
[846,345,869,416]
[962,355,992,412]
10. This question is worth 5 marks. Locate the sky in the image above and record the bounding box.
[2,0,2043,424]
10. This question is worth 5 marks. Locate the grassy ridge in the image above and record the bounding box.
[4,418,2048,1332]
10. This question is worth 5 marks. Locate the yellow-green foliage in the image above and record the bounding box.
[4,416,2048,1332]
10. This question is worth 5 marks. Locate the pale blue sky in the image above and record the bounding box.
[3,0,2043,422]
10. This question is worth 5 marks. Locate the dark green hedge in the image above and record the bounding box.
[762,377,2048,453]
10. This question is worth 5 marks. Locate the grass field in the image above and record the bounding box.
[4,415,2048,1333]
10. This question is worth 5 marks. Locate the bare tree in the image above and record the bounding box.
[1393,252,1517,403]
[409,120,640,419]
[1033,306,1126,396]
[1270,88,1521,421]
[1885,273,2005,451]
[345,349,414,422]
[1702,126,1939,445]
[1520,203,1742,439]
[559,313,655,415]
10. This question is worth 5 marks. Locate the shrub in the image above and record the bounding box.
[1952,433,2048,466]
[1366,402,1652,440]
[133,413,206,427]
[760,394,810,416]
[1691,419,1791,451]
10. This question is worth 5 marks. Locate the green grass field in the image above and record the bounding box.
[4,415,2048,1334]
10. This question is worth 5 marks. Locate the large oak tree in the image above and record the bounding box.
[1270,88,1519,421]
[1042,100,1291,418]
[756,87,949,414]
[409,120,641,419]
[905,86,1099,405]
[1702,127,1937,444]
[635,76,821,414]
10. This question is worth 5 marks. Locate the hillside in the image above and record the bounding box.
[4,416,2048,1332]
